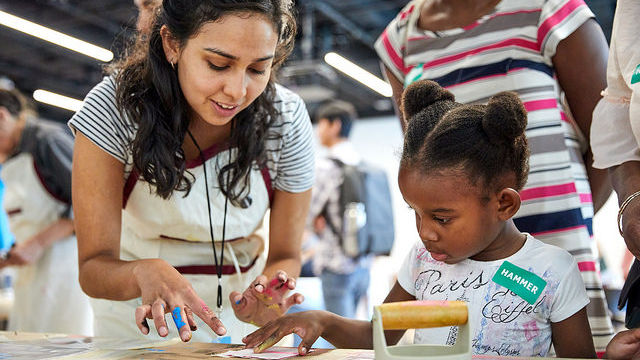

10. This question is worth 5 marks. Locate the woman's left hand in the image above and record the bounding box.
[230,270,304,327]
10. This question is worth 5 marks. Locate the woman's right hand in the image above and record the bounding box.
[242,310,329,355]
[133,259,227,342]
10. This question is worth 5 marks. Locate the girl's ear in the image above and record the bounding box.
[496,188,521,221]
[160,25,180,64]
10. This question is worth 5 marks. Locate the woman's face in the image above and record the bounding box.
[163,14,278,129]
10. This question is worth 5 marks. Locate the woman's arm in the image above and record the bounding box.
[264,188,311,278]
[73,132,139,300]
[381,64,407,132]
[73,133,224,341]
[610,161,640,257]
[230,189,311,326]
[0,218,74,267]
[551,307,596,358]
[553,19,612,213]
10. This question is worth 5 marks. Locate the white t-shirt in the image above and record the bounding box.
[397,234,588,356]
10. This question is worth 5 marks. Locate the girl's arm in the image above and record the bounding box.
[73,133,225,342]
[553,18,611,213]
[550,307,596,358]
[242,280,415,354]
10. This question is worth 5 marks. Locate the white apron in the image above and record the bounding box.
[92,146,273,343]
[2,153,94,335]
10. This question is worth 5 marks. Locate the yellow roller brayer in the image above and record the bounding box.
[372,300,471,360]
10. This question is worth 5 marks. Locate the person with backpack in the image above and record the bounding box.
[307,100,394,319]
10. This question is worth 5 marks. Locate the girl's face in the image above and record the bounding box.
[398,166,511,264]
[162,13,278,129]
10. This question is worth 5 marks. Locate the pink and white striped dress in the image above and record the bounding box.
[375,0,613,353]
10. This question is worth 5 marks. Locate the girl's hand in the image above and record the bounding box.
[606,328,640,360]
[133,259,226,342]
[230,270,304,327]
[243,311,327,355]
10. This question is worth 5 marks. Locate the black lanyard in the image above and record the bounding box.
[187,129,229,313]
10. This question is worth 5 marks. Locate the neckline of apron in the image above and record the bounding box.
[185,141,233,169]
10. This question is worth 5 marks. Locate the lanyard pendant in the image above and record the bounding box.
[216,283,223,318]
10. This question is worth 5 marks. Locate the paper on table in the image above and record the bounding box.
[217,347,312,359]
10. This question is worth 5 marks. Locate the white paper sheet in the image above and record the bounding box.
[217,347,311,359]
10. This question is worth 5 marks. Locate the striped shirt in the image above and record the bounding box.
[375,0,613,353]
[68,76,315,193]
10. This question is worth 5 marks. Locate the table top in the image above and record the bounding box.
[0,331,588,359]
[0,331,370,359]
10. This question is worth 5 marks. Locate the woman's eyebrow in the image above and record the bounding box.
[204,47,274,62]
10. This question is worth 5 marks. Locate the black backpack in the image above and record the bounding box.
[324,159,395,258]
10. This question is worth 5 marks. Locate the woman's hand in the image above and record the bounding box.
[243,310,328,355]
[230,270,304,327]
[133,259,226,342]
[606,328,640,360]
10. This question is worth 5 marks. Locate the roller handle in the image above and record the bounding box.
[376,300,468,330]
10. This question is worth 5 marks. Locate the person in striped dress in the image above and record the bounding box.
[375,0,614,353]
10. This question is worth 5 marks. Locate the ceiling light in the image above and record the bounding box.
[33,90,83,112]
[0,10,113,62]
[324,52,392,98]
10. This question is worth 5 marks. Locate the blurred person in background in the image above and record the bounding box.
[0,88,93,335]
[134,0,161,33]
[591,0,640,335]
[306,100,371,319]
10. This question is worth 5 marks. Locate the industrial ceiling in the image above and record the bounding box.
[0,0,407,122]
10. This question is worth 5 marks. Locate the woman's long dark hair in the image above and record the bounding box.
[113,0,296,204]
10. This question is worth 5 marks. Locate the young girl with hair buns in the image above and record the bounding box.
[243,80,596,357]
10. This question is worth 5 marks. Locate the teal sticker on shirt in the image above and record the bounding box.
[492,261,547,305]
[632,64,640,85]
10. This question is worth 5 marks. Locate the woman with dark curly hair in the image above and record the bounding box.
[68,0,313,343]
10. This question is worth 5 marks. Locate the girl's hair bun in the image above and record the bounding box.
[482,91,527,145]
[401,79,455,120]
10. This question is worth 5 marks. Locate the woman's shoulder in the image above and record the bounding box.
[271,83,309,127]
[68,76,136,164]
